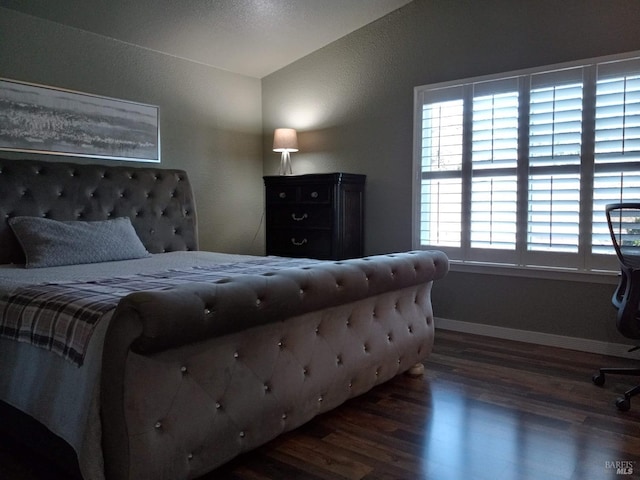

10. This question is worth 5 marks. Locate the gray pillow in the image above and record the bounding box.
[8,216,150,268]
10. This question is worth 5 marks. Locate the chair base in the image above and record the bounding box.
[592,368,640,411]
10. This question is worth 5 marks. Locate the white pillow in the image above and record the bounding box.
[8,216,150,268]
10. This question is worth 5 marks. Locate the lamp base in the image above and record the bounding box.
[279,151,293,175]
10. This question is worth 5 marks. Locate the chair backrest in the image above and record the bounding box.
[606,202,640,339]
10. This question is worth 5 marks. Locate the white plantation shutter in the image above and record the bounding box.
[472,84,519,170]
[418,90,464,248]
[470,175,517,249]
[594,58,640,163]
[592,171,640,254]
[421,99,464,172]
[592,58,640,261]
[470,81,519,253]
[414,51,640,272]
[420,178,462,246]
[527,70,583,255]
[527,173,581,253]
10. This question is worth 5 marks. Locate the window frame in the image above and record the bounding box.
[412,51,640,280]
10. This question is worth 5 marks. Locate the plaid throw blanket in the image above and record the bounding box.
[0,257,321,366]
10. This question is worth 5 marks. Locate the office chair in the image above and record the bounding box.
[592,203,640,411]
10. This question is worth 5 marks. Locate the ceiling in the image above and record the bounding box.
[0,0,413,78]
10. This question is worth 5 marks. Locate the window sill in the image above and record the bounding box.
[447,260,619,285]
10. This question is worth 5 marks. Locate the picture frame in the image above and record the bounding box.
[0,78,160,163]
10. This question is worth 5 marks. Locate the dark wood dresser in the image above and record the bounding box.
[263,173,365,260]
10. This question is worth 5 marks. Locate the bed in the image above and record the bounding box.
[0,157,449,480]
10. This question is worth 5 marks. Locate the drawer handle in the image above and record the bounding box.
[291,213,308,221]
[310,191,319,199]
[279,192,287,199]
[291,237,308,246]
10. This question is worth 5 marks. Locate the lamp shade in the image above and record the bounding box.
[273,128,298,152]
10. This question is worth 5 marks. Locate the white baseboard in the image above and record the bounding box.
[434,317,639,359]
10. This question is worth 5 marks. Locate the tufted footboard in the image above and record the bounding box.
[100,250,448,480]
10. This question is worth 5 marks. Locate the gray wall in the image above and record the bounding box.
[0,7,265,255]
[262,0,640,345]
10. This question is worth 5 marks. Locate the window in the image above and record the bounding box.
[413,53,640,273]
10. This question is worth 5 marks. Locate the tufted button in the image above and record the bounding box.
[408,326,413,334]
[187,453,193,460]
[215,402,222,410]
[277,340,284,348]
[180,366,187,374]
[255,298,262,306]
[155,421,162,429]
[239,431,246,438]
[264,383,270,393]
[234,351,239,359]
[336,355,343,365]
[318,395,323,403]
[281,413,287,420]
[204,308,211,315]
[363,344,369,353]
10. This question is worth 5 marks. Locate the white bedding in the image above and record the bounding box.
[0,250,257,292]
[0,251,260,479]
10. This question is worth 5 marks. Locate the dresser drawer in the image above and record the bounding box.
[267,229,332,259]
[266,184,332,204]
[267,205,333,228]
[300,184,331,203]
[266,185,298,204]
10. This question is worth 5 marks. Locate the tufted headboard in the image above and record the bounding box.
[0,158,199,265]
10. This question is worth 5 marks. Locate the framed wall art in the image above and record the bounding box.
[0,78,160,163]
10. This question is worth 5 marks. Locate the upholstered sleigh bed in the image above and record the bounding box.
[0,158,449,480]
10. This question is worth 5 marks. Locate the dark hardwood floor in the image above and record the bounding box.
[2,329,640,479]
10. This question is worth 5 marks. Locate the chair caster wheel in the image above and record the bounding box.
[592,373,605,386]
[616,397,631,412]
